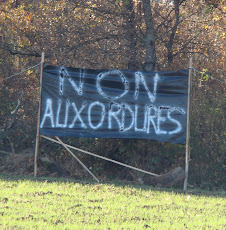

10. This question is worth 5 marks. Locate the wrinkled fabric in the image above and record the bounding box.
[40,65,188,144]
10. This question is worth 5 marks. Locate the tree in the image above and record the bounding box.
[0,0,225,186]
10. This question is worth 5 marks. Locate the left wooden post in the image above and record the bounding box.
[34,52,45,177]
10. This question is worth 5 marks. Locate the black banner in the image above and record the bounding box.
[40,65,188,144]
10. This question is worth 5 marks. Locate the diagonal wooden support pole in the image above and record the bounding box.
[55,136,100,183]
[42,136,185,187]
[41,135,159,177]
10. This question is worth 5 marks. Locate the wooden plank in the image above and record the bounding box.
[55,136,100,183]
[34,52,45,177]
[184,57,193,191]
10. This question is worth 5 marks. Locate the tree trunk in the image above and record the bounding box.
[142,0,156,71]
[124,1,139,71]
[167,0,183,64]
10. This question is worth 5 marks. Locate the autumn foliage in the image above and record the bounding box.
[0,0,225,187]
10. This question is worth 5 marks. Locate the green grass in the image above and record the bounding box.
[0,174,225,230]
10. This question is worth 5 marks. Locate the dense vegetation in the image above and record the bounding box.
[0,0,225,187]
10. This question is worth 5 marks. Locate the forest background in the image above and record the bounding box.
[0,0,225,188]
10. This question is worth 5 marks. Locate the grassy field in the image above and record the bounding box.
[0,174,225,230]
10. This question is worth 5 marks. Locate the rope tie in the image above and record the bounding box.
[191,67,226,85]
[1,63,41,83]
[1,64,225,85]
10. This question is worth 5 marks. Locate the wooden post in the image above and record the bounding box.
[184,57,193,191]
[34,52,45,177]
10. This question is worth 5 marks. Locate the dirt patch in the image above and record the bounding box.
[0,149,72,178]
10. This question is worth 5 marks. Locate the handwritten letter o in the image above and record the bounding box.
[96,70,129,100]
